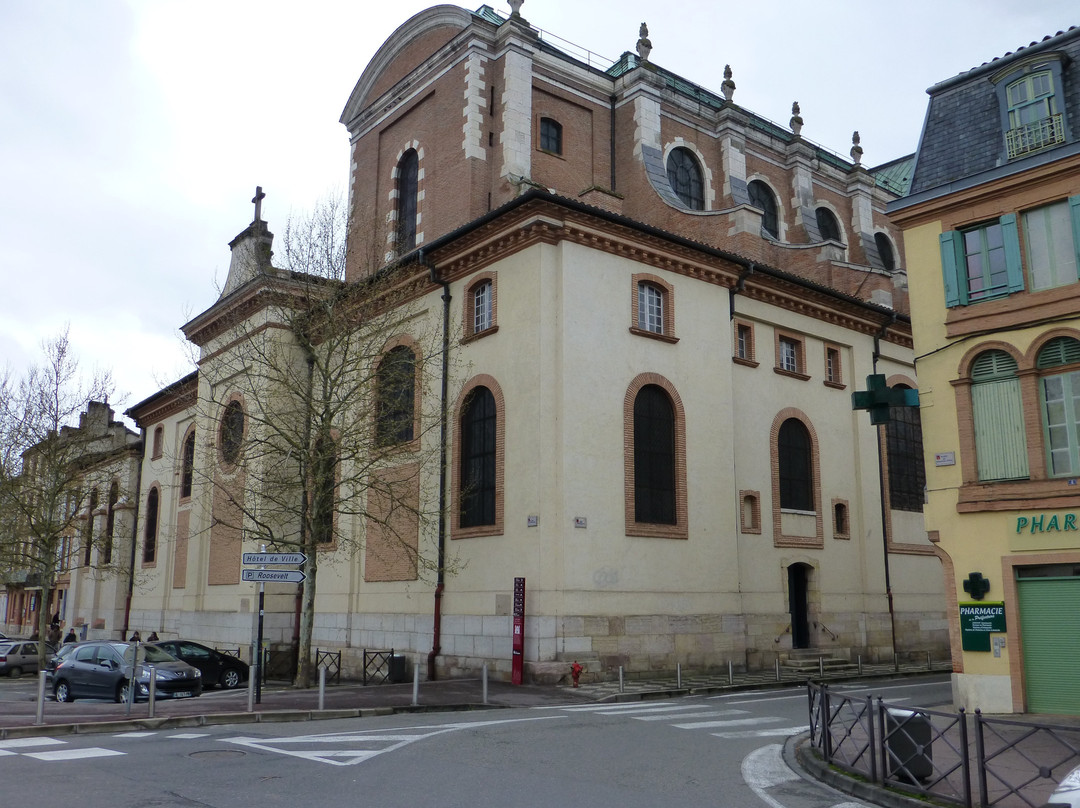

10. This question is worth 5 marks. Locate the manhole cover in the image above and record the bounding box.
[187,749,246,759]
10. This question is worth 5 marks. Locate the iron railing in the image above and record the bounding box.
[362,648,395,685]
[315,648,341,684]
[808,681,1080,807]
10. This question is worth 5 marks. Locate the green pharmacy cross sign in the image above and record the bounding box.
[851,374,919,425]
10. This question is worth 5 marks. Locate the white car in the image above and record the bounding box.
[1044,765,1080,808]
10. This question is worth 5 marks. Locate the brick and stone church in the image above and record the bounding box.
[87,2,946,682]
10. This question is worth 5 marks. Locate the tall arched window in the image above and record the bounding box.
[886,385,926,511]
[816,207,842,242]
[778,418,813,511]
[143,487,159,564]
[180,429,195,498]
[104,481,118,564]
[875,232,897,272]
[666,147,704,210]
[1038,337,1080,476]
[460,386,497,528]
[748,180,779,239]
[375,345,417,446]
[634,385,676,524]
[397,149,419,252]
[971,350,1027,481]
[220,400,244,466]
[311,434,338,545]
[83,489,98,566]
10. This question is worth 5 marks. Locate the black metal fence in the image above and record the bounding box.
[315,648,341,683]
[808,681,1080,807]
[362,648,394,685]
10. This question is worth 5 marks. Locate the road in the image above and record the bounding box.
[0,675,952,808]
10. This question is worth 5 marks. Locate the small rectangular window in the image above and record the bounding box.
[474,282,492,333]
[638,283,664,334]
[780,338,799,373]
[736,324,753,360]
[1024,199,1080,291]
[825,346,842,385]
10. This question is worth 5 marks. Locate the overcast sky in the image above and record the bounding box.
[2,0,1077,424]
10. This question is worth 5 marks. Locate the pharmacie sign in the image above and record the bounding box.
[1014,513,1080,533]
[958,602,1006,652]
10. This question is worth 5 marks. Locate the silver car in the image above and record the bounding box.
[0,640,53,677]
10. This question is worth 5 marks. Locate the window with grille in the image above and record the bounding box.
[220,401,244,466]
[143,488,159,564]
[539,117,562,154]
[666,147,704,210]
[886,385,926,512]
[634,385,676,524]
[375,346,416,446]
[180,430,195,498]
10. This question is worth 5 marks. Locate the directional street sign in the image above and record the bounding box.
[242,569,306,583]
[242,552,307,566]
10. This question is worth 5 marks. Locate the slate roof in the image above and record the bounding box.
[908,26,1080,196]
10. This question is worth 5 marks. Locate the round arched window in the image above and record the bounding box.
[220,400,245,465]
[665,147,704,210]
[874,232,896,272]
[816,207,842,243]
[748,180,779,239]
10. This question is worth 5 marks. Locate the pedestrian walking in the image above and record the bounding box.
[63,629,77,644]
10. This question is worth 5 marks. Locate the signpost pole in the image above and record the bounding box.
[256,544,265,705]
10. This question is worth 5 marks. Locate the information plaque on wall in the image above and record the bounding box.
[958,602,1006,652]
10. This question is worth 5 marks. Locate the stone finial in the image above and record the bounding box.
[850,130,863,164]
[507,0,524,17]
[636,22,652,62]
[721,64,735,102]
[789,102,803,136]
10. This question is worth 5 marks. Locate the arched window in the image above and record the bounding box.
[748,180,779,239]
[539,117,562,155]
[220,401,244,466]
[634,385,676,524]
[104,481,118,564]
[152,425,164,459]
[778,418,813,511]
[460,387,497,528]
[311,434,338,544]
[875,232,897,272]
[816,207,842,242]
[666,147,704,210]
[971,350,1027,481]
[1038,337,1080,476]
[143,487,159,564]
[397,149,419,252]
[83,489,97,566]
[180,429,195,499]
[375,345,417,446]
[886,385,926,511]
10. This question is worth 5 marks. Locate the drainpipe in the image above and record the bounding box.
[728,262,755,320]
[422,250,451,681]
[609,94,617,192]
[122,434,145,639]
[872,313,899,663]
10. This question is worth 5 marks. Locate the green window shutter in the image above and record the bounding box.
[973,378,1029,480]
[939,231,964,307]
[1000,213,1025,293]
[972,350,1019,380]
[1037,337,1080,368]
[1070,195,1080,281]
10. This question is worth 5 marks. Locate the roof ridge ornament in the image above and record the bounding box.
[790,102,803,136]
[507,0,523,17]
[850,131,863,165]
[252,185,266,223]
[636,22,651,62]
[722,65,735,102]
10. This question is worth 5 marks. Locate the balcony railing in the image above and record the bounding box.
[1006,113,1065,159]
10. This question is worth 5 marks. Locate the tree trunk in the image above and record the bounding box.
[293,550,318,688]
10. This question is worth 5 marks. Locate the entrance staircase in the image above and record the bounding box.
[781,648,857,675]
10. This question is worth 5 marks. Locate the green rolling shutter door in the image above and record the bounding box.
[1018,577,1080,714]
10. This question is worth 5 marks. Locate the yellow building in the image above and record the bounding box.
[889,26,1080,714]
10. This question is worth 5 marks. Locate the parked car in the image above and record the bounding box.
[152,640,249,689]
[1043,764,1080,807]
[48,641,202,703]
[0,640,55,677]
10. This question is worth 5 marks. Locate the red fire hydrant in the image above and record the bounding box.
[570,660,583,688]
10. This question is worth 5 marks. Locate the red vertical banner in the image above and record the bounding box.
[512,576,525,685]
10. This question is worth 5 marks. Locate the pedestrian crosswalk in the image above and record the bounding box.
[538,697,810,740]
[0,732,210,762]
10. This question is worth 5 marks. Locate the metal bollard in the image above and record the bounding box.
[35,670,46,725]
[318,666,326,711]
[148,665,156,718]
[775,658,780,682]
[894,652,899,672]
[728,660,733,685]
[858,654,863,675]
[412,663,420,706]
[819,656,824,678]
[677,662,682,689]
[247,664,256,712]
[618,666,624,693]
[926,651,932,670]
[482,663,488,705]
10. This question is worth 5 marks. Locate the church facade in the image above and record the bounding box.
[42,3,949,682]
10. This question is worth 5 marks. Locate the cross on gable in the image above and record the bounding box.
[962,571,991,600]
[252,186,266,222]
[851,374,920,425]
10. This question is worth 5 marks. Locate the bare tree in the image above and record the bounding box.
[187,197,454,687]
[0,328,116,668]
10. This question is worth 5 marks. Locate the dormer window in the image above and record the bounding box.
[666,147,704,211]
[1005,70,1065,158]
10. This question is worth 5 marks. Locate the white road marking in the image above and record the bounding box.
[634,709,748,721]
[594,703,716,715]
[742,744,800,808]
[832,680,946,693]
[24,747,125,761]
[542,701,702,712]
[225,715,564,767]
[674,716,783,730]
[114,731,156,738]
[0,738,66,749]
[167,733,209,739]
[712,725,810,739]
[721,694,810,704]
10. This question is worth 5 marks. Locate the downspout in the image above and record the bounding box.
[609,94,617,192]
[423,249,451,681]
[728,262,755,320]
[872,313,899,664]
[122,434,146,639]
[728,262,753,670]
